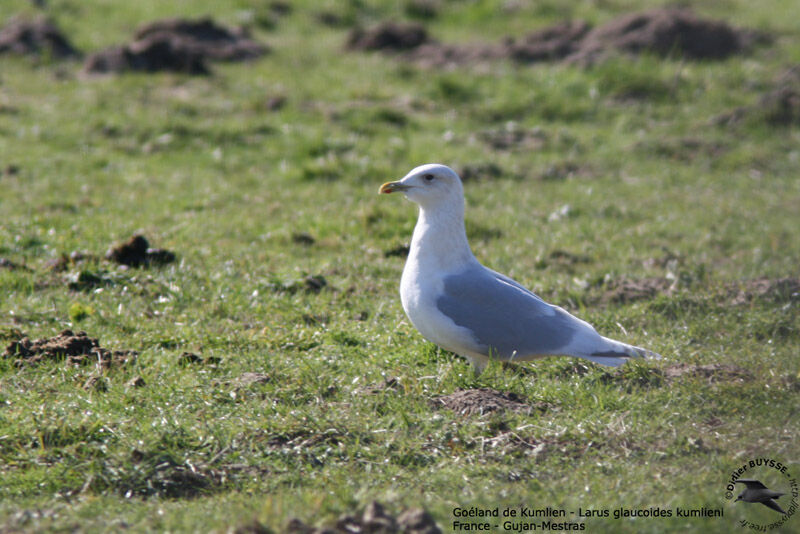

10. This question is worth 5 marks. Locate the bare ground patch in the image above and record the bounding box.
[2,329,137,369]
[598,277,674,304]
[83,17,267,75]
[663,363,753,383]
[275,501,442,534]
[0,16,80,59]
[106,234,176,268]
[430,388,547,417]
[726,277,800,306]
[716,66,800,127]
[354,8,765,68]
[346,21,430,51]
[0,257,33,272]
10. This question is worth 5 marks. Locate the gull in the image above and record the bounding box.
[379,163,659,374]
[734,479,788,514]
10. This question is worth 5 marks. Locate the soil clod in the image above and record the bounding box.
[284,501,442,534]
[178,352,220,366]
[431,387,541,416]
[126,376,146,388]
[233,372,271,387]
[601,277,673,304]
[105,234,176,268]
[291,232,316,245]
[83,17,267,75]
[384,244,410,258]
[728,277,800,305]
[565,8,755,65]
[347,21,430,51]
[370,8,763,68]
[0,258,32,272]
[717,67,800,127]
[663,363,752,383]
[3,329,137,369]
[0,16,80,58]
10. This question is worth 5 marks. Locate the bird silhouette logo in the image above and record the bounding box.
[734,479,788,515]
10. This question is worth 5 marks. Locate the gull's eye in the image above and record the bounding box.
[422,173,435,182]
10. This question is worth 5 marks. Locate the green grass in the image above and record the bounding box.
[1,0,799,532]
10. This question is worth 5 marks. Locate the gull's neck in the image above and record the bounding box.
[408,202,475,274]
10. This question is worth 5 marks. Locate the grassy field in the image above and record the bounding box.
[1,0,799,532]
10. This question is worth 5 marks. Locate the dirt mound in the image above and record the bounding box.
[84,17,267,75]
[269,274,328,294]
[84,36,209,75]
[663,363,752,383]
[0,258,32,271]
[456,162,506,182]
[105,234,176,267]
[477,124,547,151]
[431,387,541,416]
[728,277,800,305]
[601,277,674,304]
[281,501,442,534]
[44,250,96,272]
[134,18,267,61]
[384,244,410,258]
[0,16,80,58]
[358,376,402,395]
[566,8,753,65]
[508,20,590,62]
[390,8,762,68]
[347,21,430,51]
[3,329,137,369]
[717,66,800,127]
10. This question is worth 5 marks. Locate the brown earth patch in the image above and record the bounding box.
[431,387,545,417]
[280,501,442,534]
[370,8,763,68]
[266,429,343,450]
[477,124,547,151]
[134,18,267,61]
[83,36,209,75]
[384,243,410,258]
[3,329,137,369]
[291,232,316,245]
[727,277,800,306]
[91,449,228,498]
[0,258,32,272]
[126,376,146,388]
[83,17,267,75]
[347,21,430,51]
[178,352,221,366]
[106,234,176,268]
[456,162,506,182]
[0,16,80,59]
[663,363,752,383]
[600,277,674,304]
[358,376,402,395]
[4,164,21,176]
[44,251,97,272]
[482,431,643,460]
[565,8,759,65]
[232,372,271,387]
[270,274,328,294]
[717,66,800,127]
[507,20,591,62]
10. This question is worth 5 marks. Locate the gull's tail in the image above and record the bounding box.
[579,337,661,367]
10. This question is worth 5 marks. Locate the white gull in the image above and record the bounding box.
[380,163,659,374]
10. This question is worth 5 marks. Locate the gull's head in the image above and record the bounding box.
[379,164,463,209]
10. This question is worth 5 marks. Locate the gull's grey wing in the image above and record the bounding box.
[737,479,769,490]
[436,264,578,359]
[761,499,788,515]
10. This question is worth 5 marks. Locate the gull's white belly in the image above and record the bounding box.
[399,272,481,355]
